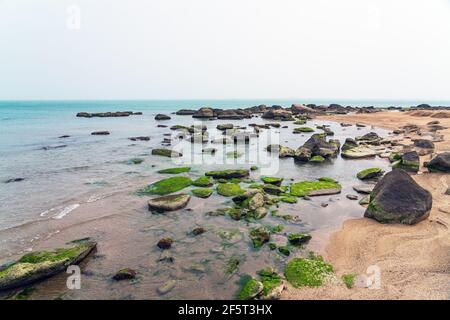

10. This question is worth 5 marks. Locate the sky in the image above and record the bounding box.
[0,0,449,101]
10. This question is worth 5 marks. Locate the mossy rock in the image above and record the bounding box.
[0,241,96,290]
[341,147,377,159]
[356,168,384,180]
[237,275,264,300]
[127,158,144,165]
[138,176,192,195]
[257,268,284,298]
[293,127,314,133]
[261,177,283,186]
[261,184,284,195]
[192,188,213,199]
[288,233,312,246]
[294,119,307,125]
[170,125,189,131]
[157,167,191,174]
[284,254,334,288]
[151,148,182,158]
[279,196,298,204]
[249,227,270,249]
[192,176,213,187]
[278,246,290,256]
[217,183,245,197]
[250,166,258,171]
[205,169,249,179]
[309,155,325,163]
[290,179,341,197]
[112,268,137,281]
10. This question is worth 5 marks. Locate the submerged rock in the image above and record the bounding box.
[205,169,249,179]
[287,233,312,246]
[151,148,182,158]
[4,178,25,184]
[128,136,150,141]
[157,280,177,295]
[0,241,96,290]
[249,227,270,249]
[112,268,136,281]
[356,168,384,180]
[290,179,341,197]
[364,169,432,224]
[191,188,213,198]
[426,152,450,173]
[139,177,193,195]
[148,194,191,212]
[157,238,174,250]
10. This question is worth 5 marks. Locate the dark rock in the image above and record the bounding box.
[176,109,196,115]
[4,178,25,183]
[413,139,435,149]
[193,107,214,118]
[426,152,450,172]
[128,136,150,141]
[112,268,136,281]
[155,114,171,120]
[58,135,70,139]
[341,138,358,151]
[91,131,110,135]
[346,194,358,200]
[192,227,206,236]
[364,169,432,224]
[157,238,174,250]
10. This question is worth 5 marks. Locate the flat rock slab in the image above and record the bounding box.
[353,184,376,194]
[341,147,377,159]
[148,194,191,212]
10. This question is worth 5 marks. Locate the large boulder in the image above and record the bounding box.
[393,151,420,173]
[261,109,293,121]
[217,110,244,120]
[290,104,317,114]
[0,241,96,290]
[341,138,358,151]
[364,169,432,224]
[426,152,450,173]
[266,144,295,158]
[193,107,214,118]
[294,134,340,161]
[148,194,191,212]
[356,132,382,145]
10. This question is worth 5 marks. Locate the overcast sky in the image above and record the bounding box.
[0,0,449,100]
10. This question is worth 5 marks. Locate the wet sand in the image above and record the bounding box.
[283,110,450,300]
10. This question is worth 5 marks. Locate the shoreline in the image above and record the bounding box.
[282,110,450,300]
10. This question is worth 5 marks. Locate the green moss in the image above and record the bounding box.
[290,180,341,197]
[192,176,213,187]
[137,176,192,195]
[261,176,283,186]
[225,256,242,275]
[227,207,243,221]
[249,227,270,249]
[318,177,338,183]
[192,188,213,198]
[288,233,312,246]
[127,158,144,165]
[157,167,191,174]
[268,243,277,250]
[258,269,282,296]
[267,224,284,233]
[356,168,384,180]
[309,155,325,163]
[284,254,334,288]
[18,243,91,264]
[217,183,245,197]
[237,275,263,300]
[279,196,298,203]
[342,273,356,289]
[278,246,290,256]
[294,119,307,125]
[293,127,314,133]
[205,169,249,179]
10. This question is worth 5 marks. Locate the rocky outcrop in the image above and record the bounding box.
[356,132,382,145]
[77,111,141,118]
[294,134,340,161]
[266,144,295,158]
[341,138,358,151]
[148,194,191,212]
[261,109,293,121]
[364,169,432,224]
[393,151,420,173]
[155,114,171,120]
[176,109,196,115]
[192,107,214,118]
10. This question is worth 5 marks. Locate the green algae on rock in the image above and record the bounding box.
[192,176,214,187]
[257,268,284,299]
[260,177,283,186]
[191,188,213,199]
[284,254,334,288]
[205,169,249,179]
[237,275,264,300]
[138,176,193,195]
[293,127,314,133]
[249,226,271,249]
[279,196,298,203]
[290,179,341,197]
[157,167,191,174]
[151,148,182,158]
[309,155,325,163]
[356,167,384,180]
[288,233,312,246]
[0,241,96,290]
[217,183,245,197]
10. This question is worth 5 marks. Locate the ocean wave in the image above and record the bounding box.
[52,204,80,220]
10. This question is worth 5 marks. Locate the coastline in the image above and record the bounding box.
[282,110,450,300]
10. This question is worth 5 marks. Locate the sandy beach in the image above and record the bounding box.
[283,110,450,300]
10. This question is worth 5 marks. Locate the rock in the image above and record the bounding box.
[294,134,340,161]
[293,127,314,133]
[309,155,325,163]
[155,114,171,120]
[346,194,358,200]
[290,179,342,197]
[364,169,432,224]
[157,238,174,250]
[58,135,70,139]
[413,139,435,149]
[393,151,420,173]
[359,195,370,205]
[157,280,177,295]
[193,107,214,118]
[205,169,249,179]
[192,176,214,187]
[202,147,217,155]
[291,104,317,114]
[294,147,312,162]
[217,110,244,120]
[112,268,136,281]
[356,132,381,145]
[249,192,266,210]
[128,136,150,141]
[261,109,293,121]
[426,152,450,172]
[192,227,206,236]
[341,147,377,159]
[356,168,384,180]
[191,188,213,198]
[148,194,191,212]
[266,144,295,158]
[237,277,264,300]
[151,148,182,158]
[77,111,140,118]
[261,177,283,186]
[341,138,358,151]
[288,233,312,245]
[176,109,196,115]
[356,123,366,127]
[217,123,234,130]
[249,227,270,248]
[353,184,375,194]
[284,255,334,288]
[217,183,245,197]
[4,178,25,183]
[445,187,450,195]
[0,241,96,290]
[261,184,284,195]
[157,167,191,174]
[321,203,328,207]
[91,131,110,135]
[212,137,233,144]
[139,177,192,195]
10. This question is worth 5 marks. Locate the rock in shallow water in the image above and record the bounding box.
[148,194,191,212]
[112,268,136,281]
[364,169,432,225]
